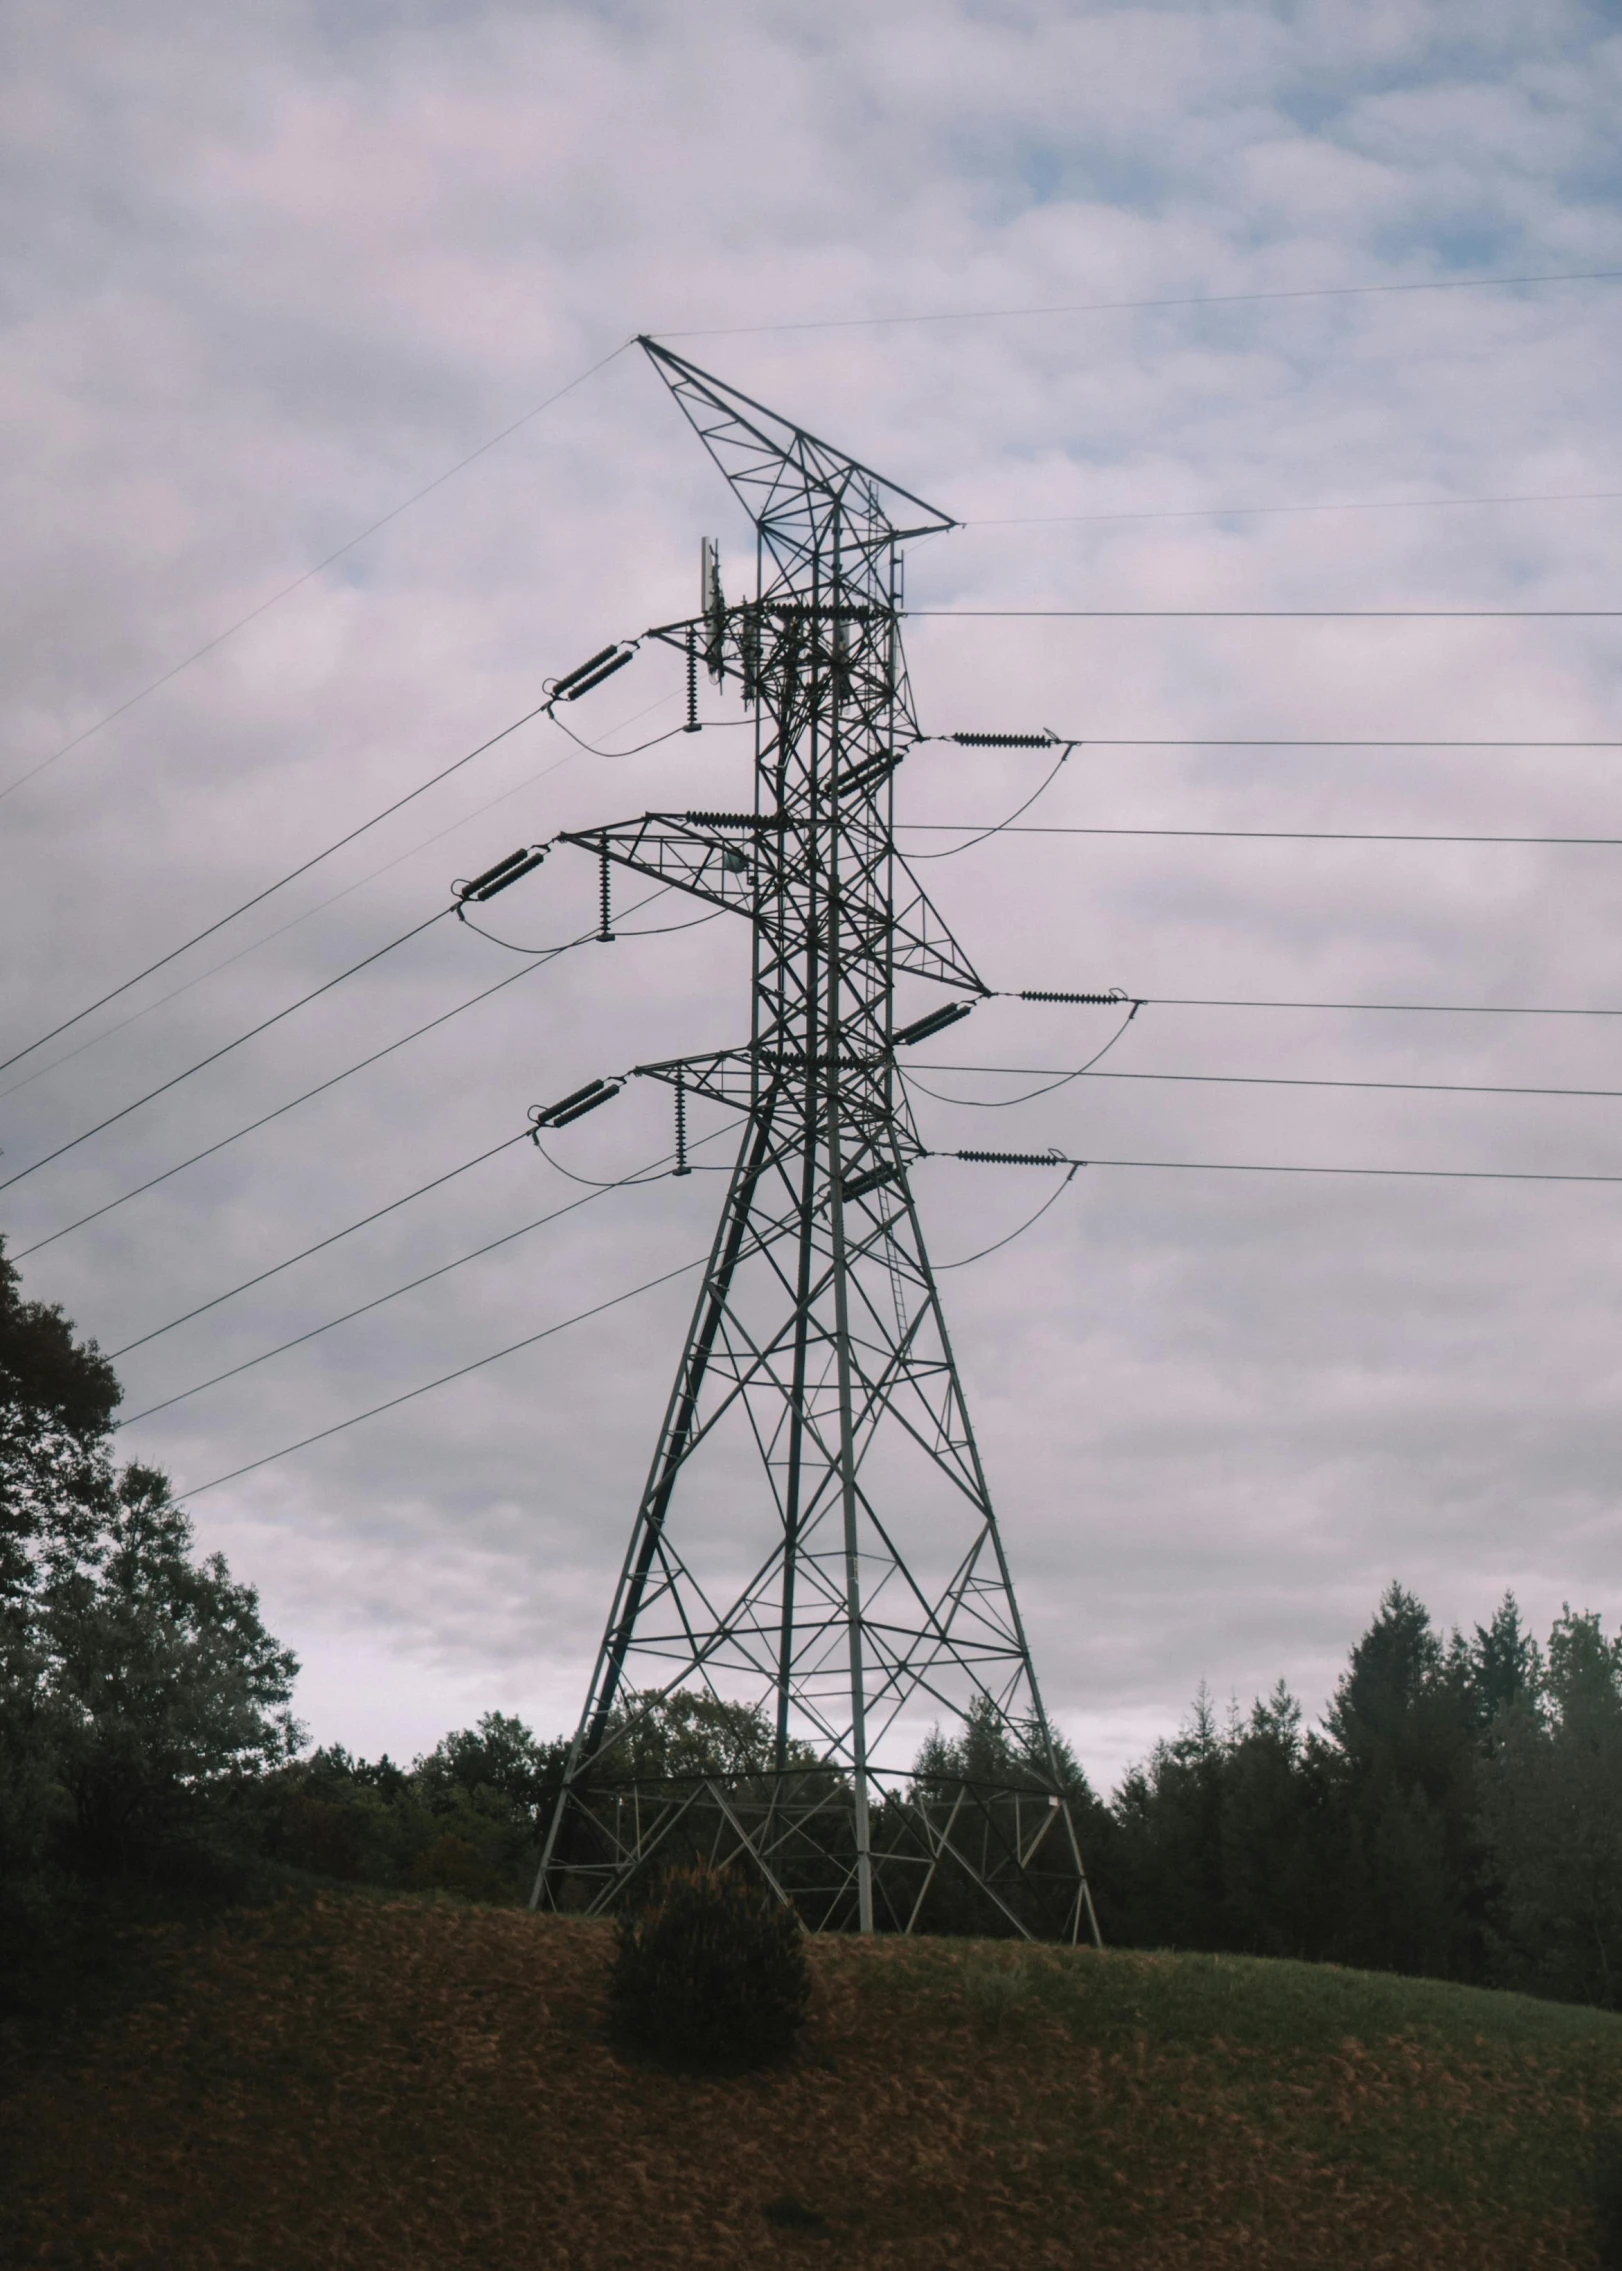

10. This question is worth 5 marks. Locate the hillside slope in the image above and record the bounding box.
[2,1892,1617,2268]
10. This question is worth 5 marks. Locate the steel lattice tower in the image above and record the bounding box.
[532,339,1097,1941]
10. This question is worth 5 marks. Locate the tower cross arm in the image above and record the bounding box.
[890,865,990,995]
[632,1048,755,1108]
[559,814,767,918]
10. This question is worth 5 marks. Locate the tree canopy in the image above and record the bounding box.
[1,1239,300,1925]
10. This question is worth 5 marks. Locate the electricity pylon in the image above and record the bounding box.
[531,338,1097,1941]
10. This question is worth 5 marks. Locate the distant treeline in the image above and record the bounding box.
[3,1235,1619,2012]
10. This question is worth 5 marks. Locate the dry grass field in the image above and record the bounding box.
[2,1890,1618,2268]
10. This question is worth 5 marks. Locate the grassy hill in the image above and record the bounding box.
[2,1890,1618,2268]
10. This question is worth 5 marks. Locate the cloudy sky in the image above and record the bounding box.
[4,0,1621,1787]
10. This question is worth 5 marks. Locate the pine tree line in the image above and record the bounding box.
[1082,1586,1622,2006]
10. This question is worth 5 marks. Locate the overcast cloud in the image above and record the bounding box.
[3,0,1621,1785]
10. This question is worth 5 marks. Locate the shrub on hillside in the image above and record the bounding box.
[608,1862,810,2070]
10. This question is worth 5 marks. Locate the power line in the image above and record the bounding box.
[0,692,567,1081]
[173,1250,706,1504]
[910,608,1622,620]
[0,907,451,1197]
[935,1168,1080,1270]
[106,1131,534,1358]
[14,960,544,1258]
[653,265,1622,340]
[0,681,683,1109]
[911,1063,1622,1104]
[172,1138,1622,1503]
[901,823,1622,848]
[929,738,1622,749]
[1140,995,1622,1019]
[0,746,588,1109]
[11,896,668,1258]
[903,745,1074,859]
[954,1153,1622,1190]
[0,340,631,808]
[966,486,1622,528]
[120,1187,608,1428]
[938,1151,1622,1185]
[118,1122,735,1428]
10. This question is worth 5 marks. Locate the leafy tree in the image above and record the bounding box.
[597,1688,805,1781]
[0,1239,300,1908]
[1,1243,121,1883]
[45,1464,300,1871]
[416,1711,559,1813]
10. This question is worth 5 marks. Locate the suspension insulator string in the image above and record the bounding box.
[685,625,700,733]
[673,1071,691,1175]
[598,846,615,943]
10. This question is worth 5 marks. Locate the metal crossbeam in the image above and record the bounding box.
[532,340,1099,1944]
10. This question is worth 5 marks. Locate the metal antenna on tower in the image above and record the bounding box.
[530,338,1099,1942]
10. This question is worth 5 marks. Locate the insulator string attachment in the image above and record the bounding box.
[1016,988,1133,1006]
[947,731,1060,748]
[952,1148,1079,1167]
[673,1071,690,1176]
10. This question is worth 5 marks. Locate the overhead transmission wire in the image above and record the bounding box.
[544,702,752,763]
[652,264,1622,339]
[911,607,1622,620]
[164,1041,1622,1508]
[933,1151,1622,1188]
[16,266,1601,810]
[159,1128,1622,1507]
[903,743,1074,858]
[930,738,1622,748]
[901,745,1622,865]
[0,906,455,1197]
[903,1005,1139,1111]
[13,888,676,1260]
[117,1121,734,1431]
[10,711,1610,1112]
[934,1167,1081,1271]
[0,680,693,1109]
[966,485,1622,528]
[107,1129,534,1358]
[5,662,720,1195]
[173,1249,712,1505]
[12,270,1611,812]
[909,1062,1622,1106]
[903,822,1622,849]
[1143,994,1622,1018]
[0,756,573,1107]
[15,956,544,1259]
[1,339,633,808]
[459,900,725,955]
[10,356,1608,1079]
[0,688,577,1083]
